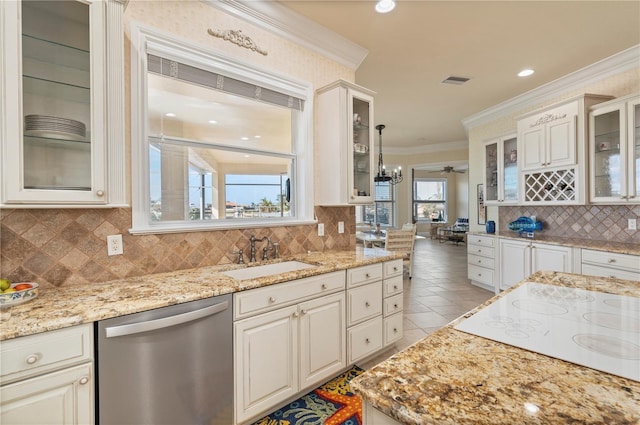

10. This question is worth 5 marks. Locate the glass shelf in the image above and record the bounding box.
[23,34,90,71]
[24,135,90,147]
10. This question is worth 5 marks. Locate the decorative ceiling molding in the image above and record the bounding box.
[207,28,268,56]
[202,0,368,70]
[462,44,640,132]
[384,140,468,156]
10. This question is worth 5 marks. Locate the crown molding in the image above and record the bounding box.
[203,0,368,70]
[384,140,468,155]
[462,44,640,131]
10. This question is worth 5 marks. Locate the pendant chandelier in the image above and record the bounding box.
[373,124,402,185]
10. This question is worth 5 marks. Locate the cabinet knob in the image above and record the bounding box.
[393,267,398,271]
[365,273,370,278]
[365,338,370,344]
[79,376,90,385]
[393,328,398,333]
[321,284,327,290]
[300,309,307,315]
[393,303,398,309]
[393,285,398,290]
[25,354,38,365]
[365,301,370,307]
[608,258,616,263]
[96,190,105,197]
[269,296,276,303]
[629,195,636,199]
[292,311,299,318]
[478,260,482,263]
[478,273,482,277]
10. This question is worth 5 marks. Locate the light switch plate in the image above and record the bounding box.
[338,221,344,234]
[318,223,325,237]
[628,218,637,230]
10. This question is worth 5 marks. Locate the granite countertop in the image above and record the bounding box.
[467,231,640,256]
[350,271,640,425]
[0,248,402,341]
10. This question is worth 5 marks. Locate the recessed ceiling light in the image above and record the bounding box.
[241,137,249,141]
[254,135,261,139]
[208,120,217,124]
[375,0,395,13]
[165,112,176,117]
[518,69,535,77]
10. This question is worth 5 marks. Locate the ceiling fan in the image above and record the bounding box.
[428,165,466,174]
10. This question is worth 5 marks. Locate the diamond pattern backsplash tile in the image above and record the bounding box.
[0,206,355,287]
[499,205,640,243]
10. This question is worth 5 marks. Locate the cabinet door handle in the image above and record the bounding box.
[292,311,299,318]
[79,376,90,385]
[608,259,616,263]
[25,354,39,365]
[96,190,105,197]
[269,296,276,303]
[300,309,307,315]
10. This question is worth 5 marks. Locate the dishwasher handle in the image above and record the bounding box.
[105,300,229,338]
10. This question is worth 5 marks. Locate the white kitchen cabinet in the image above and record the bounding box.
[589,93,640,203]
[0,324,94,425]
[581,249,640,280]
[233,272,346,424]
[316,79,375,205]
[0,0,125,207]
[467,235,497,293]
[484,134,518,205]
[517,94,612,205]
[499,239,573,290]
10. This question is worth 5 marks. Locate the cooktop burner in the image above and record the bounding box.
[455,282,640,381]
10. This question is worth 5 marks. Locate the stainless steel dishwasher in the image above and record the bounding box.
[96,294,233,425]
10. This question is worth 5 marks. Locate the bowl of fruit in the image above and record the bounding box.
[0,279,39,309]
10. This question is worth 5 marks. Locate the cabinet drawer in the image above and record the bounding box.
[467,264,494,287]
[382,275,403,298]
[348,316,383,364]
[467,235,495,248]
[347,264,383,288]
[0,324,93,384]
[234,271,345,320]
[383,260,403,278]
[383,313,403,346]
[581,264,640,281]
[582,249,640,272]
[383,294,403,317]
[467,254,495,270]
[467,245,495,259]
[347,281,382,326]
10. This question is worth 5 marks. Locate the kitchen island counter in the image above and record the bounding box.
[350,271,640,424]
[0,248,402,341]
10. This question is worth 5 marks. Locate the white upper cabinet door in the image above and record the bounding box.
[484,134,518,205]
[521,127,545,171]
[546,114,576,167]
[0,0,125,206]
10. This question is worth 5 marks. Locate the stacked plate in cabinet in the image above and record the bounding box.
[24,114,86,142]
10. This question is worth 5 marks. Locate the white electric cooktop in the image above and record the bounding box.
[455,282,640,382]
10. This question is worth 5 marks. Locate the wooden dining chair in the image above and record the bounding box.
[384,228,416,278]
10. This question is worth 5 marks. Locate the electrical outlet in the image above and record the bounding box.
[107,234,123,256]
[629,218,637,231]
[338,221,345,234]
[317,223,325,237]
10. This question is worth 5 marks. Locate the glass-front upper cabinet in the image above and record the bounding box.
[316,80,375,205]
[589,93,640,204]
[483,134,518,205]
[0,0,125,206]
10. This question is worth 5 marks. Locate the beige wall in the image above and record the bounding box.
[466,67,640,234]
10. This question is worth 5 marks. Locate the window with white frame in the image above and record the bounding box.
[413,178,447,222]
[356,181,395,227]
[130,24,314,233]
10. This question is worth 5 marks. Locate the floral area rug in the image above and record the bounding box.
[252,366,365,425]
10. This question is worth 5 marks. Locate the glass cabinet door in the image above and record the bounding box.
[351,94,372,199]
[484,141,499,203]
[502,136,518,202]
[592,107,623,200]
[21,1,92,191]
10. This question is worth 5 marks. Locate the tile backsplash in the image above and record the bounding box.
[0,206,355,287]
[499,205,640,244]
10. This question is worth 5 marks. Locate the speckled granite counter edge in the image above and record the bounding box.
[0,248,404,341]
[350,271,640,425]
[467,232,640,256]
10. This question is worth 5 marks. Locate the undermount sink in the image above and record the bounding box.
[220,261,317,281]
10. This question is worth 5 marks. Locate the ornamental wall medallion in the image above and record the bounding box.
[207,28,268,56]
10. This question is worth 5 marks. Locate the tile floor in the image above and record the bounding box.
[361,237,495,368]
